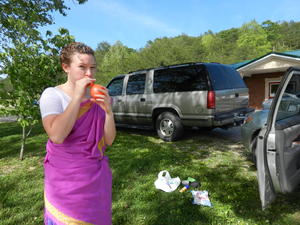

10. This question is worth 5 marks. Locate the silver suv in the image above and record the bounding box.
[107,62,252,141]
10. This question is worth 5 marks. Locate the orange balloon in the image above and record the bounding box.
[90,84,106,99]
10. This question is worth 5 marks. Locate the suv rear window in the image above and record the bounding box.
[107,77,124,96]
[153,65,208,93]
[206,64,246,90]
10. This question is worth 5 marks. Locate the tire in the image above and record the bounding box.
[250,135,258,166]
[155,112,184,142]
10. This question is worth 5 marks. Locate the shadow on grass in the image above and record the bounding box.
[109,128,300,225]
[116,125,242,142]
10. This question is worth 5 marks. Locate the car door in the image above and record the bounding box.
[107,76,126,123]
[256,67,300,209]
[123,73,152,124]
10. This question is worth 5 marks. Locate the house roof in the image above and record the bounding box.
[231,49,300,70]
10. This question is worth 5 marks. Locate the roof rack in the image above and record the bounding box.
[128,62,203,74]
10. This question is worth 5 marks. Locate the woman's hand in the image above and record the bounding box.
[91,86,116,146]
[73,76,95,101]
[91,87,113,114]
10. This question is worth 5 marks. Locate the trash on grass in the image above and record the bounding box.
[191,190,212,207]
[187,177,196,182]
[190,181,200,188]
[154,170,181,192]
[179,185,190,193]
[182,178,200,188]
[182,180,189,186]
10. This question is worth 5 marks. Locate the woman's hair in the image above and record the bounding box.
[60,42,95,65]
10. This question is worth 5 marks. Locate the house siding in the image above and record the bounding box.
[244,72,283,109]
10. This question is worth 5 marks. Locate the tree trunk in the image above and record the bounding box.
[20,126,26,160]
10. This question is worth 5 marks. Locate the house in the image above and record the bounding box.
[231,50,300,109]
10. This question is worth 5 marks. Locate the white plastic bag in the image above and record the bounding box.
[154,170,181,192]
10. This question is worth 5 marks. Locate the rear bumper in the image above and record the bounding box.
[181,107,255,127]
[213,107,255,127]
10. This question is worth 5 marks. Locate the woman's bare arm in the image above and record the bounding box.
[103,111,116,146]
[42,97,81,144]
[42,77,93,144]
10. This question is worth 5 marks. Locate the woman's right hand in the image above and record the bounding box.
[73,76,96,101]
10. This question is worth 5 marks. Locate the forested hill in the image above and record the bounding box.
[94,20,300,85]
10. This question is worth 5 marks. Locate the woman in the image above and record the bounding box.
[39,42,116,225]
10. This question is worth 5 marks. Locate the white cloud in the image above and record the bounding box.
[93,0,180,35]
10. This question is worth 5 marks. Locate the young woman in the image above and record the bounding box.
[39,42,116,225]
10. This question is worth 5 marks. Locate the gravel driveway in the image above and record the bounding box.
[183,126,242,142]
[206,126,241,142]
[0,116,18,122]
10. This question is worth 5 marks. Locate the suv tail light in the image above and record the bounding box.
[207,91,215,109]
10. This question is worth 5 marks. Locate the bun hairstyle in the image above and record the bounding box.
[60,42,95,65]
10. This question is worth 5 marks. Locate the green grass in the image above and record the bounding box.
[1,122,300,225]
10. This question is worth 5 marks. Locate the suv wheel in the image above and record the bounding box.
[156,112,183,142]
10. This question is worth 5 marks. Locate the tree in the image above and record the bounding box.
[95,41,111,58]
[0,29,74,160]
[262,20,282,51]
[236,20,272,60]
[94,41,111,81]
[0,0,87,48]
[279,21,300,50]
[100,41,136,84]
[138,35,205,68]
[0,0,87,159]
[94,20,300,81]
[214,28,240,63]
[201,32,220,62]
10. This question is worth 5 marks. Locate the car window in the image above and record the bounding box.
[206,64,246,90]
[153,65,208,93]
[126,73,146,95]
[276,74,300,121]
[107,77,124,96]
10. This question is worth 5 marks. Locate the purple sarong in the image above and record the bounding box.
[44,100,112,225]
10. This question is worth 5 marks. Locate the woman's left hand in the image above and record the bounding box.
[90,88,113,114]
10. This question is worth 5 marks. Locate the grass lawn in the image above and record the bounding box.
[1,122,300,225]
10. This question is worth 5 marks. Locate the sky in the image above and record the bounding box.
[38,0,300,51]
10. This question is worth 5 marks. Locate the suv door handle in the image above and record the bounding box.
[140,98,146,102]
[235,93,239,97]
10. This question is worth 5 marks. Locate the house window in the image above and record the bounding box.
[269,82,280,98]
[265,77,282,100]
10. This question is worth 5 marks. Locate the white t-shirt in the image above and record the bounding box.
[39,87,71,118]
